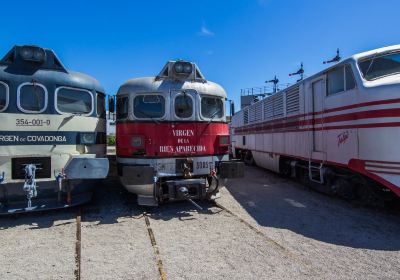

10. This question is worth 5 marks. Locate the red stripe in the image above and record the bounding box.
[237,98,400,133]
[315,108,400,124]
[235,121,400,134]
[321,98,400,115]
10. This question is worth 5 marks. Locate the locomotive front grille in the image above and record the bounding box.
[11,157,51,179]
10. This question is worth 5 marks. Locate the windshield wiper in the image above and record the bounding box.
[207,108,222,124]
[364,52,379,79]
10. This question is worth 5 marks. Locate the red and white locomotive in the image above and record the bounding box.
[231,45,400,205]
[112,60,242,206]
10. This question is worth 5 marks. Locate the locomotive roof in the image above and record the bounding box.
[0,45,104,93]
[270,44,400,95]
[117,60,227,98]
[352,44,400,60]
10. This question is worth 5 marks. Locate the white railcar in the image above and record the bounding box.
[231,45,400,204]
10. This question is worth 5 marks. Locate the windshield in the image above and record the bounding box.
[133,94,165,119]
[19,84,46,113]
[201,96,223,119]
[175,94,193,118]
[359,52,400,81]
[56,87,92,114]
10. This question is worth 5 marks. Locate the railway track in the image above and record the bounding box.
[75,207,82,280]
[143,213,167,280]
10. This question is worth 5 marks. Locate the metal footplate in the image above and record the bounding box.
[309,162,324,184]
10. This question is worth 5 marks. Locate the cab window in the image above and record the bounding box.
[133,94,165,119]
[359,52,400,80]
[18,83,47,113]
[0,81,8,111]
[201,96,223,119]
[175,94,193,118]
[116,96,129,120]
[327,65,356,96]
[97,93,106,118]
[56,87,93,114]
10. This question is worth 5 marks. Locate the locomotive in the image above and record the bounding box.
[0,45,109,214]
[111,60,243,207]
[231,45,400,205]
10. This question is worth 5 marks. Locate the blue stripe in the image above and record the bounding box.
[0,131,106,145]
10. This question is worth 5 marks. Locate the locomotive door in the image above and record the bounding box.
[311,78,326,160]
[169,89,198,155]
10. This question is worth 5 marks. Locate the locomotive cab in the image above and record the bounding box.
[115,60,243,206]
[0,45,109,214]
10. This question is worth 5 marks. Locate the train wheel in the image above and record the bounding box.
[329,177,356,200]
[356,184,385,208]
[243,151,255,166]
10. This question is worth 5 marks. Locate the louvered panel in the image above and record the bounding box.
[263,97,273,120]
[254,102,263,122]
[273,93,284,118]
[243,109,249,124]
[286,86,300,114]
[249,105,256,123]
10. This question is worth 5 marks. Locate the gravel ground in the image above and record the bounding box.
[0,164,399,280]
[218,165,400,280]
[0,211,76,280]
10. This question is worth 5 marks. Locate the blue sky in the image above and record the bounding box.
[2,0,400,109]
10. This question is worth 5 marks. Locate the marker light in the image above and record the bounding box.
[19,46,46,62]
[131,136,143,147]
[219,135,230,146]
[80,133,96,144]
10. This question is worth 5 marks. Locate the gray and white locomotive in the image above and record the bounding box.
[0,45,109,214]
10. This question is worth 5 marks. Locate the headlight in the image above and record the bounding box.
[173,61,192,75]
[20,46,45,62]
[174,63,184,73]
[131,136,143,147]
[20,47,33,60]
[183,64,192,73]
[80,133,96,144]
[219,135,230,146]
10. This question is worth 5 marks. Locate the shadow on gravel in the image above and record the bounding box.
[226,165,400,251]
[146,200,222,221]
[0,177,220,229]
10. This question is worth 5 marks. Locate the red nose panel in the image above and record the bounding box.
[116,122,229,157]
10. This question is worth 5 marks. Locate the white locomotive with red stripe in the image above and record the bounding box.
[231,45,400,205]
[111,60,243,207]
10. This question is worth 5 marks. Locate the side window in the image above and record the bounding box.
[327,65,356,96]
[18,83,47,113]
[97,93,106,118]
[345,65,356,91]
[0,81,9,112]
[175,94,193,118]
[327,67,344,95]
[116,96,129,120]
[56,87,93,115]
